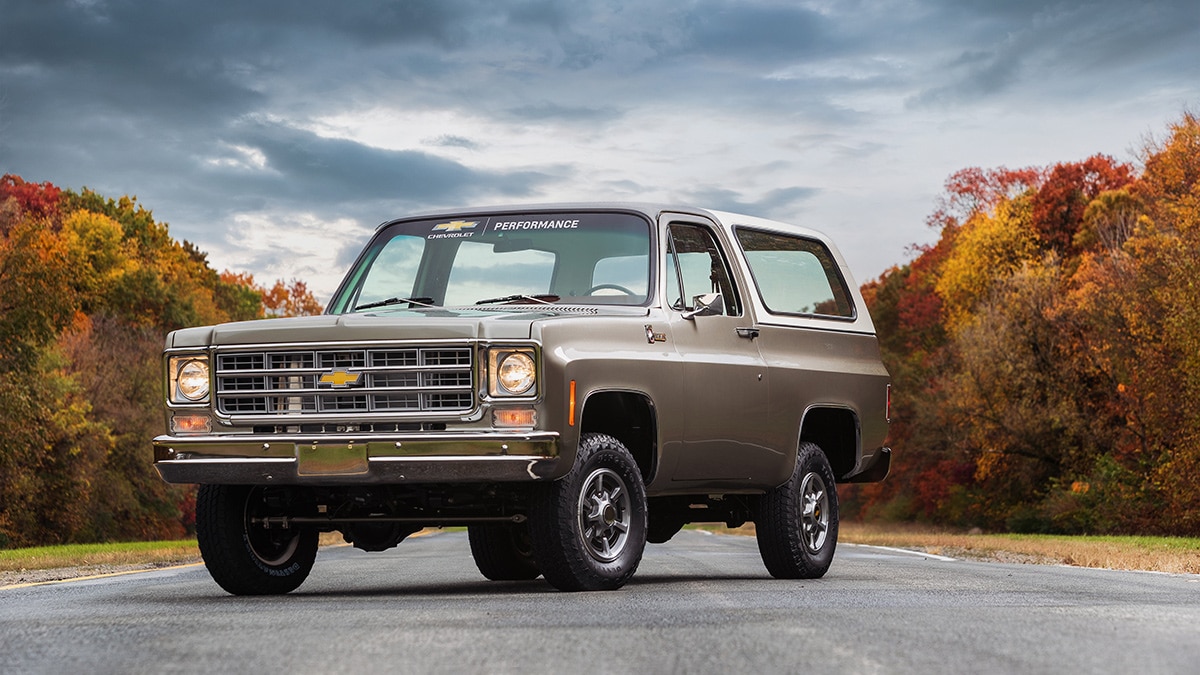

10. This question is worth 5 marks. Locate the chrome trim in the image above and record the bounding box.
[211,344,476,419]
[153,455,562,485]
[167,338,476,353]
[152,430,561,484]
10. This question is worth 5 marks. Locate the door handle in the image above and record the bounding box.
[735,327,760,339]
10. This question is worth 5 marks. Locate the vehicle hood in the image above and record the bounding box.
[166,305,650,348]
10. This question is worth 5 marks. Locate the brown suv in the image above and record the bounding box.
[154,204,891,594]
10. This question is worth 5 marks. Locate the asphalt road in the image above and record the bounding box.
[3,530,1199,674]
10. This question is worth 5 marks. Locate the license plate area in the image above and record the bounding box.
[297,442,368,476]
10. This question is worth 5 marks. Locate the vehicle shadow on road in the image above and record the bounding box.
[163,571,787,601]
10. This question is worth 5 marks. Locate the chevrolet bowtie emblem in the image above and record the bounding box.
[432,220,478,232]
[318,369,363,388]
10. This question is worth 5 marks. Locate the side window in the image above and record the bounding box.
[665,223,741,315]
[734,228,855,319]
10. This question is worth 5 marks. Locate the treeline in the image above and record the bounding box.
[0,176,321,548]
[5,116,1197,545]
[844,113,1200,535]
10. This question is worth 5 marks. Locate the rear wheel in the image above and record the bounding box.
[529,433,647,591]
[468,523,541,581]
[196,484,319,595]
[755,442,839,579]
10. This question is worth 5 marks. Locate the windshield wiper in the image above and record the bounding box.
[354,296,437,311]
[474,294,560,306]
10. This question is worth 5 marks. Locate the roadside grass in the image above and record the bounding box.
[0,532,346,586]
[696,521,1200,575]
[0,539,201,574]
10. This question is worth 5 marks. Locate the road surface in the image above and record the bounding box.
[2,530,1198,673]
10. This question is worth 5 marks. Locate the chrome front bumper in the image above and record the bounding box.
[152,431,561,485]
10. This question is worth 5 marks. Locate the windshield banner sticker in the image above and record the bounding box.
[427,216,587,240]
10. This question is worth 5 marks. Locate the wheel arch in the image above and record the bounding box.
[578,389,658,484]
[798,405,860,481]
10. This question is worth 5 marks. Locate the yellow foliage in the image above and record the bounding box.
[60,210,136,296]
[1139,111,1200,234]
[935,195,1039,331]
[974,451,1006,482]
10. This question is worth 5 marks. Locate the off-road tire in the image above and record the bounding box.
[468,523,541,581]
[755,442,839,579]
[196,484,319,595]
[528,433,647,591]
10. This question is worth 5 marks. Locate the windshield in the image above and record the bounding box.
[328,211,652,313]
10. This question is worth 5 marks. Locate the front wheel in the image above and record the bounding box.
[196,484,319,595]
[755,442,839,579]
[529,433,647,591]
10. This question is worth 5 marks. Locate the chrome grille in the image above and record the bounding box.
[214,346,475,417]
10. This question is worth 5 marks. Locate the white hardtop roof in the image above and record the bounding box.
[378,202,832,239]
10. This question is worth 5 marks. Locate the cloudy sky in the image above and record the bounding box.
[3,0,1198,299]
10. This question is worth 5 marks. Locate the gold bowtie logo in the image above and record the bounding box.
[318,369,363,388]
[432,220,478,232]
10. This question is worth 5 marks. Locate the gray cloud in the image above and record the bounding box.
[224,120,551,202]
[685,186,819,217]
[1,0,1197,292]
[908,0,1200,106]
[501,102,624,123]
[673,2,836,62]
[425,135,481,150]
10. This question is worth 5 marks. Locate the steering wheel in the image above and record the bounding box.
[585,283,636,296]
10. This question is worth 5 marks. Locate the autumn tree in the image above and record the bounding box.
[849,113,1200,535]
[1029,155,1134,256]
[0,181,108,546]
[263,278,324,317]
[1136,111,1200,233]
[934,194,1039,331]
[0,174,326,546]
[216,270,266,322]
[1074,189,1144,255]
[1096,113,1200,531]
[60,315,190,541]
[926,166,1042,232]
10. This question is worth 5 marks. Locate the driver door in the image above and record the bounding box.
[663,219,774,483]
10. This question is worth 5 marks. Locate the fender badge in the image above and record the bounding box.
[644,324,667,344]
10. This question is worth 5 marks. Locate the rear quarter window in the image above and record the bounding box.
[734,227,856,319]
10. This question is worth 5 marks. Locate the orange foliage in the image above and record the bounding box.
[852,114,1200,535]
[0,174,324,546]
[263,278,324,318]
[1137,111,1200,233]
[219,271,324,318]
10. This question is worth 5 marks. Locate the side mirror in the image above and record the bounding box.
[683,293,722,320]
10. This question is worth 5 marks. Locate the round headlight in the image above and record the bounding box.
[497,352,536,395]
[177,359,210,401]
